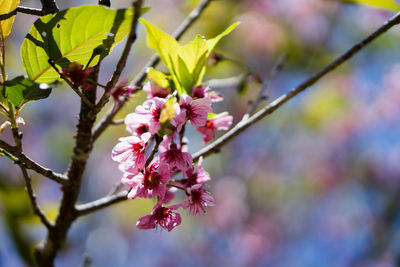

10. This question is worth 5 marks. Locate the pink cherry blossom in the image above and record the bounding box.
[159,133,175,153]
[124,113,152,136]
[182,184,215,215]
[182,157,211,188]
[143,82,171,99]
[111,132,151,173]
[172,94,212,132]
[192,85,223,102]
[160,143,192,173]
[197,112,233,143]
[136,202,182,231]
[135,97,166,134]
[123,160,170,199]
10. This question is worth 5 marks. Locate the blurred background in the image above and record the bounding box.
[1,0,400,266]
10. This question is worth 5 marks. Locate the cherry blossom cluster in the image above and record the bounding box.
[111,82,233,231]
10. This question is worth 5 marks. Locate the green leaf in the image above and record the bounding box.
[140,19,239,95]
[206,22,240,56]
[139,18,180,72]
[177,35,208,90]
[21,5,143,83]
[2,76,52,108]
[195,22,240,83]
[178,35,208,73]
[341,0,400,11]
[147,68,171,88]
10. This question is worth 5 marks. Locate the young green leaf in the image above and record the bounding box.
[2,76,52,108]
[177,35,208,89]
[140,19,239,96]
[147,68,171,89]
[341,0,400,11]
[0,0,20,39]
[206,22,240,57]
[21,5,145,83]
[139,18,180,72]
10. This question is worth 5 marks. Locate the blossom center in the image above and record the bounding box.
[131,143,143,153]
[205,121,213,129]
[152,108,161,120]
[153,207,170,221]
[143,171,161,189]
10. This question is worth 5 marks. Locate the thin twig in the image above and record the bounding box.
[34,67,99,267]
[145,135,162,167]
[40,0,59,14]
[48,60,95,109]
[94,0,144,114]
[246,53,287,117]
[98,0,111,7]
[0,139,68,184]
[0,5,52,22]
[111,119,124,125]
[17,6,44,16]
[77,10,400,216]
[18,164,53,229]
[11,125,53,229]
[107,182,125,196]
[193,11,400,161]
[75,190,129,216]
[92,0,213,142]
[0,9,16,22]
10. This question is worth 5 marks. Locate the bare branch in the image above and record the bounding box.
[75,190,129,216]
[246,53,287,116]
[145,135,162,167]
[98,0,111,7]
[0,139,68,184]
[79,10,400,216]
[40,0,59,14]
[193,11,400,161]
[94,0,144,114]
[11,125,53,229]
[92,0,213,142]
[0,5,52,22]
[18,164,53,229]
[17,6,44,16]
[34,67,99,267]
[0,9,17,22]
[111,119,124,125]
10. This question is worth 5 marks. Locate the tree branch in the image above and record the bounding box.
[0,7,42,22]
[246,53,287,117]
[75,190,129,216]
[94,0,144,115]
[40,0,59,14]
[34,66,98,266]
[0,139,68,184]
[92,0,213,142]
[18,164,53,229]
[11,126,53,229]
[193,11,400,161]
[98,0,111,7]
[78,10,400,216]
[0,3,58,22]
[17,6,44,16]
